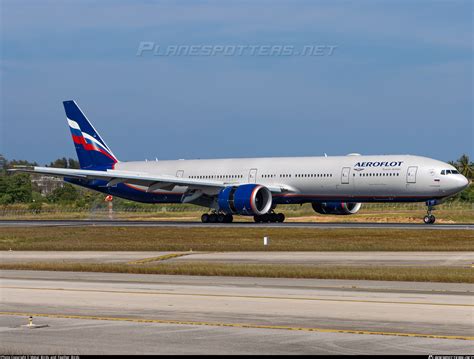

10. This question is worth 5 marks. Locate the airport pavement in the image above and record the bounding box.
[1,315,472,355]
[1,251,473,267]
[0,251,173,264]
[170,251,474,267]
[0,270,473,354]
[0,219,473,230]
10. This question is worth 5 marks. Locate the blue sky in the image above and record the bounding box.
[1,0,472,164]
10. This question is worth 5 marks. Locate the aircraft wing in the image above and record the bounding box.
[9,166,291,193]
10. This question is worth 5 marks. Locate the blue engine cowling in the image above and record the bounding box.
[218,184,273,216]
[312,202,361,215]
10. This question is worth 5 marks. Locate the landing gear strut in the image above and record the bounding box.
[201,212,233,223]
[423,206,436,224]
[254,212,285,223]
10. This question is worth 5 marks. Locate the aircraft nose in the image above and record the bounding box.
[456,175,469,191]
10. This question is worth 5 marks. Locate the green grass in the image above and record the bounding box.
[0,227,472,251]
[0,262,471,283]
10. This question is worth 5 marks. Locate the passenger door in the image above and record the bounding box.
[174,170,186,192]
[336,167,354,197]
[406,166,417,183]
[341,167,351,184]
[248,168,257,183]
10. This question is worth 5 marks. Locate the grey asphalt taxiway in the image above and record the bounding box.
[0,270,473,355]
[1,251,473,267]
[0,219,473,229]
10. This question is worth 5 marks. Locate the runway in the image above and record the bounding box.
[1,251,473,267]
[0,219,473,230]
[0,270,473,354]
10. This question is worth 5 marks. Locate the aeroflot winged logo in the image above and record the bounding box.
[67,118,117,163]
[353,161,403,171]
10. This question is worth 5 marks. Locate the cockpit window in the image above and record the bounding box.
[442,169,460,175]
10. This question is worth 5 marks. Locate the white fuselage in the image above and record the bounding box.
[115,154,468,205]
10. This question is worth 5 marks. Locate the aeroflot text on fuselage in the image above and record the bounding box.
[354,161,404,168]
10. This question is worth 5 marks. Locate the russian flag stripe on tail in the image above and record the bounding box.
[63,100,118,170]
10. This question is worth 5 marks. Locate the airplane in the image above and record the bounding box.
[11,100,469,224]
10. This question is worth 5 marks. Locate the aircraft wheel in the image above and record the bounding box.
[277,213,285,223]
[254,215,262,223]
[209,213,217,223]
[423,215,434,224]
[217,214,226,223]
[225,214,233,223]
[269,213,278,222]
[201,213,209,223]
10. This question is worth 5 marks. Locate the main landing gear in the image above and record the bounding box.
[254,212,285,223]
[423,206,436,224]
[201,212,233,223]
[200,211,286,223]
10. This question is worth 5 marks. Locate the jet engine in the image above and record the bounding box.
[218,184,272,216]
[312,202,362,215]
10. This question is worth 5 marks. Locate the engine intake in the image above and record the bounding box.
[312,202,361,215]
[218,184,272,216]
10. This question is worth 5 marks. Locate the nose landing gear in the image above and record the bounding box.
[423,205,436,224]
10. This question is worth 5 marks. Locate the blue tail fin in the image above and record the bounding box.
[63,100,118,170]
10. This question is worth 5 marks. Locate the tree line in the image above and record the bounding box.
[0,154,472,208]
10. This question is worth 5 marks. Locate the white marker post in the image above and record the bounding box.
[105,195,114,220]
[21,316,48,329]
[263,236,270,246]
